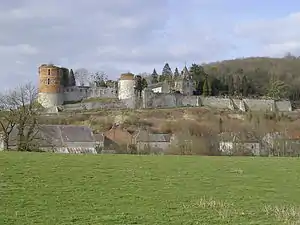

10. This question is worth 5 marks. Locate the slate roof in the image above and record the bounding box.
[94,133,105,142]
[7,125,97,153]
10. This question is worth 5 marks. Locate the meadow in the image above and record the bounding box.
[1,152,300,225]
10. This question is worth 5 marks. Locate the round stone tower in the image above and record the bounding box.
[38,64,64,108]
[118,73,135,100]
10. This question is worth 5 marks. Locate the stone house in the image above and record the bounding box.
[262,131,300,156]
[218,132,261,156]
[1,125,98,154]
[132,128,172,154]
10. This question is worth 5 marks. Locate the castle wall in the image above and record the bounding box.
[275,100,292,112]
[63,86,118,103]
[243,99,275,111]
[199,97,231,109]
[63,101,126,111]
[182,96,199,106]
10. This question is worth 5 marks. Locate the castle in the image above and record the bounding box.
[37,64,117,108]
[38,63,293,113]
[37,63,194,109]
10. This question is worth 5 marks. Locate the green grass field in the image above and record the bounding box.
[1,152,300,225]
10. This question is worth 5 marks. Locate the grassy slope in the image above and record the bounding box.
[1,152,300,225]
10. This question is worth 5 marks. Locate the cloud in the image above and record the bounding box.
[3,1,299,90]
[235,12,300,56]
[0,44,38,55]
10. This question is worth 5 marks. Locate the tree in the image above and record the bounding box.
[68,69,76,86]
[234,75,241,95]
[106,80,118,89]
[0,97,17,150]
[174,68,180,78]
[141,78,148,90]
[60,67,69,87]
[241,75,249,97]
[202,75,211,96]
[74,68,89,86]
[189,64,205,94]
[135,75,143,97]
[151,69,158,84]
[162,63,173,84]
[227,75,234,96]
[91,71,107,87]
[267,76,288,99]
[2,83,42,151]
[162,63,173,77]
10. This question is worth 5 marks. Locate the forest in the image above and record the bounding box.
[149,55,300,102]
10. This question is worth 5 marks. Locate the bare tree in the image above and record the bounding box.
[90,71,107,87]
[74,68,89,86]
[0,95,17,150]
[2,83,42,151]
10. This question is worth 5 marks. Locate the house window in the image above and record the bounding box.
[47,78,50,85]
[48,69,51,75]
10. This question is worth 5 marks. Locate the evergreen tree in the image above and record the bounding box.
[151,69,158,84]
[135,75,143,97]
[189,63,205,94]
[68,69,76,86]
[162,63,173,83]
[202,75,211,96]
[162,63,173,77]
[174,67,180,78]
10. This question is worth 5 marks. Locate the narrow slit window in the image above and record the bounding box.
[47,78,50,85]
[48,69,51,75]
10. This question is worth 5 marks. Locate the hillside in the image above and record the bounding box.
[1,152,300,225]
[201,56,300,100]
[40,107,300,135]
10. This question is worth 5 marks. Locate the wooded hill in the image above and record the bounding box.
[201,56,300,101]
[152,56,300,101]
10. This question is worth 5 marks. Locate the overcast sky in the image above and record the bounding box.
[1,0,300,88]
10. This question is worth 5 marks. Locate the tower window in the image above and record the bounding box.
[48,69,51,75]
[47,78,50,85]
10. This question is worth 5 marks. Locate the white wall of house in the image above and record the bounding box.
[152,87,162,93]
[219,141,233,154]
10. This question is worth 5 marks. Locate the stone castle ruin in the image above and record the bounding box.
[37,64,293,112]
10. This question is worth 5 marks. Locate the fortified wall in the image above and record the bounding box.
[141,90,292,112]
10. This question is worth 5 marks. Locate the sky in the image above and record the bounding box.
[1,0,300,88]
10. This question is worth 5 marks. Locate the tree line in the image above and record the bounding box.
[148,57,296,100]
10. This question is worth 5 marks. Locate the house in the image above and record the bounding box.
[218,132,261,156]
[132,128,172,154]
[104,124,133,151]
[2,125,98,154]
[262,131,300,156]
